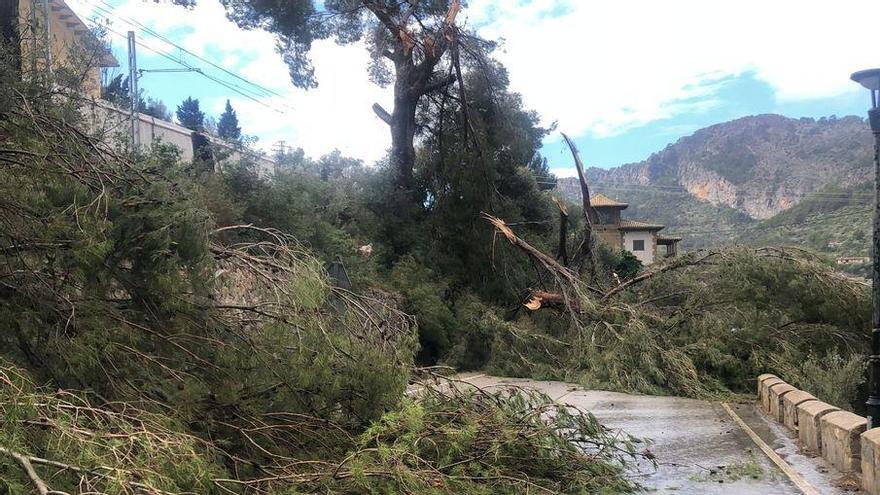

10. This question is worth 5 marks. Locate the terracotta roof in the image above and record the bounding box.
[590,193,628,208]
[619,219,664,231]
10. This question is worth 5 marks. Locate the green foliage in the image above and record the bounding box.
[745,183,872,257]
[217,99,241,140]
[596,243,643,281]
[0,361,225,494]
[389,256,456,364]
[0,76,420,492]
[760,348,867,411]
[318,385,642,494]
[176,96,205,131]
[101,73,171,120]
[476,245,870,402]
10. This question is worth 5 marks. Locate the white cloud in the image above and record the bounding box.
[213,41,392,161]
[68,0,880,163]
[69,0,392,162]
[469,0,879,142]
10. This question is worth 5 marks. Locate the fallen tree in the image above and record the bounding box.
[0,60,644,494]
[482,213,871,402]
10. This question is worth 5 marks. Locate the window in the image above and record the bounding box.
[632,239,645,251]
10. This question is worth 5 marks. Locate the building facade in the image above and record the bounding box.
[2,0,277,174]
[3,0,118,97]
[588,193,681,265]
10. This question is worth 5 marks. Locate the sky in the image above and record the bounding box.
[67,0,879,177]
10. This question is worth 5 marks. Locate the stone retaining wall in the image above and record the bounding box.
[756,374,879,493]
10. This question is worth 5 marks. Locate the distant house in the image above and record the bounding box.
[589,193,681,265]
[2,0,119,97]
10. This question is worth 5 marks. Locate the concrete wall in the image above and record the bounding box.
[623,230,655,265]
[755,374,880,492]
[821,411,866,473]
[595,227,623,249]
[782,390,815,430]
[82,98,275,175]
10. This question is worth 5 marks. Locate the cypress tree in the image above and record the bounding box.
[176,97,205,131]
[217,99,241,141]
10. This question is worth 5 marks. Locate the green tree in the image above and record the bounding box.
[174,0,469,195]
[100,73,129,104]
[142,97,171,120]
[217,99,241,140]
[529,154,556,190]
[176,96,205,131]
[101,74,171,121]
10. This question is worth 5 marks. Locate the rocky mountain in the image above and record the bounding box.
[556,114,875,252]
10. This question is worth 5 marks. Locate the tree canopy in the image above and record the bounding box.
[177,0,471,196]
[176,96,205,131]
[217,99,241,140]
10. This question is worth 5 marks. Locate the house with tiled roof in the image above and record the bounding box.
[588,193,681,265]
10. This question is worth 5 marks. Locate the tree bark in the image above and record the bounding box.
[390,78,418,190]
[366,0,460,194]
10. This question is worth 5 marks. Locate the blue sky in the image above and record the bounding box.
[540,73,871,171]
[69,0,879,175]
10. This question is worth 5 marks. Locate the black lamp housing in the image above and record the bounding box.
[852,69,880,131]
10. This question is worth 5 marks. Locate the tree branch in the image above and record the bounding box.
[2,447,51,495]
[600,251,720,302]
[372,103,392,125]
[421,73,457,95]
[552,197,569,266]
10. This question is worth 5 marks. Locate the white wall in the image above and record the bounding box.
[81,98,275,175]
[623,230,655,265]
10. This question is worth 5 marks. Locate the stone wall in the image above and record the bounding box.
[756,374,880,493]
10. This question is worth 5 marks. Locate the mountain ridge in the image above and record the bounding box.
[555,113,874,253]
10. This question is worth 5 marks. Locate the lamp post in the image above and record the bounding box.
[851,68,880,428]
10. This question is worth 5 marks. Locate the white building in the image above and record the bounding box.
[588,193,681,265]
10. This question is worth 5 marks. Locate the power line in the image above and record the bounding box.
[80,0,284,100]
[536,184,872,206]
[98,24,284,114]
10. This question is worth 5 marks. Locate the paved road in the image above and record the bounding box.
[437,374,850,494]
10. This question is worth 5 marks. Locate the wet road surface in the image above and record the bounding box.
[428,374,852,494]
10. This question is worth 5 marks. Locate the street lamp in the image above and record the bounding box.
[851,68,880,428]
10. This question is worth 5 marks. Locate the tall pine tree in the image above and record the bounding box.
[176,97,205,131]
[217,99,241,141]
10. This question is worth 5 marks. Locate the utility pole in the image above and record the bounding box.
[127,31,139,148]
[871,103,880,429]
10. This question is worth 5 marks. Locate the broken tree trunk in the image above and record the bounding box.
[369,0,461,193]
[524,289,580,312]
[562,133,596,277]
[552,196,569,266]
[483,212,601,315]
